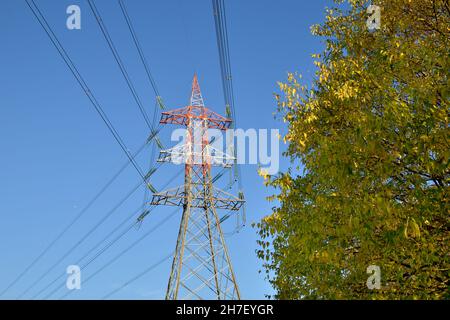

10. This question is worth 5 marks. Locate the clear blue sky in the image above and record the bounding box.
[0,0,334,299]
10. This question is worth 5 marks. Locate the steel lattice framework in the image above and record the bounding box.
[151,75,243,300]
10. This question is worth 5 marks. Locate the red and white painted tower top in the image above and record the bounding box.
[190,74,204,107]
[159,75,232,130]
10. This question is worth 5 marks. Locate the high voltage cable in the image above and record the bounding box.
[31,167,183,299]
[212,0,245,235]
[118,0,165,112]
[58,208,180,300]
[18,176,149,299]
[117,15,163,187]
[74,159,184,270]
[213,0,230,113]
[116,0,169,168]
[77,205,145,266]
[147,101,162,173]
[102,253,173,300]
[25,162,162,299]
[18,0,164,299]
[88,0,163,171]
[212,0,236,124]
[34,168,183,299]
[29,205,144,300]
[212,0,243,191]
[141,155,155,213]
[0,137,151,298]
[24,0,148,183]
[87,0,155,132]
[45,217,145,300]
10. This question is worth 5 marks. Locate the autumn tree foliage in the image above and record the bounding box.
[257,0,449,299]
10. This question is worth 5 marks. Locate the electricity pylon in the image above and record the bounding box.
[151,75,244,300]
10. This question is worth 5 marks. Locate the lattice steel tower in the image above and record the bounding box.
[151,75,244,300]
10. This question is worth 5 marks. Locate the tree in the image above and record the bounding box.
[256,0,449,299]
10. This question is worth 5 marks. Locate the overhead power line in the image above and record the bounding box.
[31,167,183,299]
[87,0,162,136]
[30,205,145,300]
[58,207,179,300]
[19,176,149,299]
[88,0,164,170]
[0,137,151,298]
[24,0,149,183]
[45,214,148,300]
[118,0,165,111]
[212,0,245,231]
[16,0,165,299]
[212,0,236,125]
[102,253,173,300]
